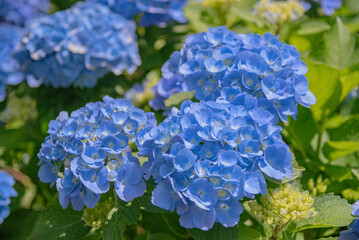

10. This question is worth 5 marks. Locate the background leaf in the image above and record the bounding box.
[324,17,356,70]
[28,204,91,240]
[187,223,239,240]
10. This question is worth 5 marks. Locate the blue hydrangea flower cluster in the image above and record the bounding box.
[159,26,316,121]
[339,201,359,240]
[0,171,17,224]
[38,96,156,210]
[14,2,140,89]
[0,0,50,27]
[92,0,188,27]
[137,100,293,230]
[313,0,342,15]
[0,25,25,102]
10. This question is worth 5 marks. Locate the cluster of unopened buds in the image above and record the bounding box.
[249,184,317,227]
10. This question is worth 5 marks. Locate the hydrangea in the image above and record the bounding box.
[0,25,25,102]
[0,171,17,224]
[159,26,316,121]
[249,184,316,227]
[0,0,50,27]
[338,200,359,240]
[14,2,140,89]
[37,96,156,210]
[137,99,293,230]
[313,0,342,15]
[253,0,309,24]
[92,0,188,27]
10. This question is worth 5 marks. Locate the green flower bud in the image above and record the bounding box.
[249,184,317,228]
[83,198,114,228]
[307,175,330,196]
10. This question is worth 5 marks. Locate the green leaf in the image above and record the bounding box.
[103,208,126,240]
[287,193,355,232]
[328,114,359,142]
[297,20,331,35]
[323,115,359,160]
[324,164,353,181]
[237,223,265,240]
[324,17,356,70]
[164,91,195,108]
[103,200,141,240]
[187,223,238,240]
[305,61,341,119]
[323,141,359,160]
[28,204,91,240]
[0,210,37,240]
[149,233,177,240]
[140,212,188,239]
[286,107,317,151]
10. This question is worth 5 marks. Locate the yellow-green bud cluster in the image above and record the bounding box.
[0,92,38,128]
[202,0,241,8]
[249,184,317,227]
[307,175,330,196]
[83,198,114,228]
[253,0,306,25]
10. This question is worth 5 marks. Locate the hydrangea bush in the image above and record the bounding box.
[37,96,156,210]
[92,0,189,27]
[14,2,140,88]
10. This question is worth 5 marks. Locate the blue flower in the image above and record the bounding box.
[114,153,146,201]
[313,0,342,15]
[0,171,17,224]
[258,144,293,180]
[138,100,291,230]
[92,0,188,27]
[0,25,25,102]
[157,26,316,121]
[13,2,140,89]
[0,0,50,27]
[38,96,156,210]
[339,200,359,240]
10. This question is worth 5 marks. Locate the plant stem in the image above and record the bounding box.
[316,112,327,159]
[113,187,118,207]
[271,226,281,240]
